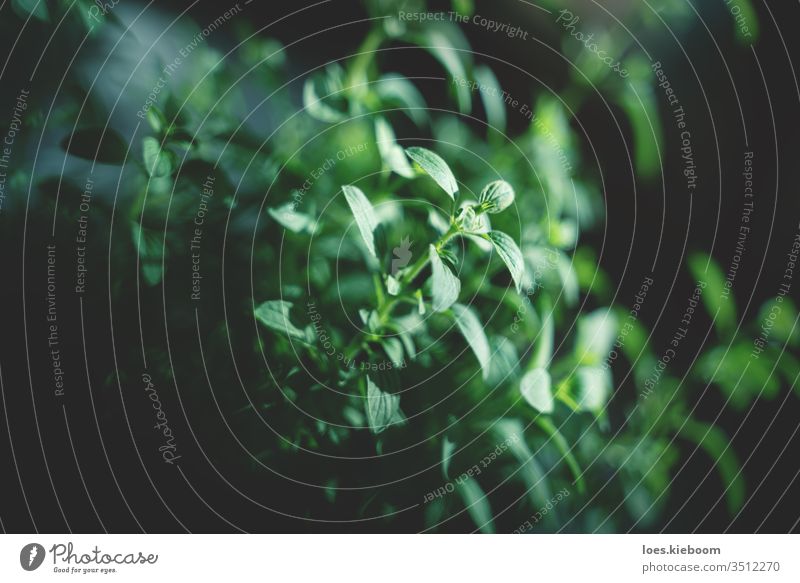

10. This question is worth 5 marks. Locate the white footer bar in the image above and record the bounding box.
[1,534,796,582]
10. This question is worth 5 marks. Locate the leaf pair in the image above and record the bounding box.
[408,146,516,214]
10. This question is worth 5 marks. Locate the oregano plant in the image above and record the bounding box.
[255,139,624,532]
[4,0,784,536]
[258,146,526,429]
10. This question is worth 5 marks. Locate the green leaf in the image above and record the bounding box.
[615,436,678,527]
[728,0,759,44]
[405,147,459,200]
[142,136,175,178]
[687,252,737,337]
[452,0,474,15]
[493,419,553,518]
[429,244,460,312]
[383,337,404,365]
[365,376,405,434]
[487,231,524,292]
[478,180,514,214]
[535,417,586,494]
[556,252,580,305]
[75,0,120,30]
[363,309,381,333]
[146,107,167,134]
[574,247,612,297]
[529,96,573,214]
[12,0,49,21]
[398,330,417,361]
[486,336,520,387]
[375,117,414,178]
[776,350,800,389]
[302,65,348,123]
[573,367,612,412]
[526,247,578,304]
[473,65,506,135]
[757,296,799,348]
[411,28,472,114]
[342,406,365,427]
[442,437,456,479]
[549,219,578,249]
[451,303,491,380]
[697,344,780,410]
[679,418,745,514]
[520,368,553,414]
[618,58,663,179]
[255,300,306,340]
[342,184,379,258]
[412,289,426,315]
[267,203,314,234]
[456,476,495,534]
[375,73,428,127]
[61,127,129,165]
[618,314,654,363]
[576,309,618,366]
[386,274,401,296]
[130,222,164,286]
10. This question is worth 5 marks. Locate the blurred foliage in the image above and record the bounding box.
[5,0,795,533]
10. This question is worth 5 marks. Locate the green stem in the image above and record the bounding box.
[401,225,458,287]
[372,272,385,308]
[530,296,554,370]
[377,298,398,322]
[343,338,366,362]
[344,224,458,369]
[535,416,586,494]
[554,380,580,411]
[402,254,430,286]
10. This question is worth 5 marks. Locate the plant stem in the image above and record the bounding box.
[554,380,580,411]
[344,222,459,368]
[372,272,385,308]
[530,296,554,370]
[400,225,458,287]
[347,28,384,93]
